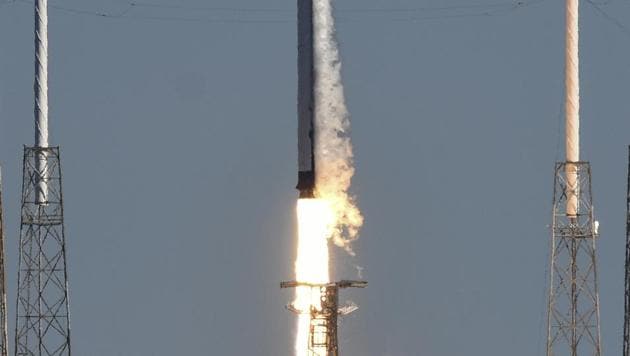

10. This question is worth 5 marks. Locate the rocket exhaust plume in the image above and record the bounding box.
[34,0,49,204]
[565,0,579,217]
[292,0,363,354]
[296,0,363,250]
[312,0,362,252]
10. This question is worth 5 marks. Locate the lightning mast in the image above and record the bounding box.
[14,0,72,354]
[623,146,630,356]
[545,0,602,355]
[0,170,9,356]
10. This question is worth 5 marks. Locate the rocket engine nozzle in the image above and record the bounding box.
[297,171,315,198]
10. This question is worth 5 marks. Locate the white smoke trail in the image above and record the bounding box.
[313,0,363,254]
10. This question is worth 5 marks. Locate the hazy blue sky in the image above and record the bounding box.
[1,0,630,355]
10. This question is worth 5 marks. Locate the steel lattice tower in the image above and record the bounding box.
[546,162,601,356]
[15,0,72,352]
[0,170,10,356]
[15,147,71,356]
[545,0,602,354]
[281,280,366,356]
[623,146,630,356]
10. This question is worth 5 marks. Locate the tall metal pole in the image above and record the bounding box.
[565,1,580,351]
[34,0,48,148]
[34,0,49,205]
[34,0,47,352]
[0,170,9,356]
[545,1,602,355]
[623,146,630,356]
[14,0,72,353]
[565,0,580,218]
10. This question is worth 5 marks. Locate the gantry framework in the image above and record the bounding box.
[546,162,601,356]
[624,146,630,356]
[0,170,9,356]
[15,147,71,356]
[281,280,367,356]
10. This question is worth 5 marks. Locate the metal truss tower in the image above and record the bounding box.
[281,280,366,356]
[623,146,630,356]
[0,170,9,356]
[15,147,71,356]
[546,162,601,356]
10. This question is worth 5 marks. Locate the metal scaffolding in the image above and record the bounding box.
[624,146,630,356]
[281,280,366,356]
[15,147,71,356]
[546,161,601,356]
[0,170,9,356]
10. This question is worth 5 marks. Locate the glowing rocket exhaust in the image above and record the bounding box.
[293,199,332,356]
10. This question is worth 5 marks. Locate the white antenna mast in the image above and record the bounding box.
[34,0,48,148]
[565,0,580,217]
[34,0,49,204]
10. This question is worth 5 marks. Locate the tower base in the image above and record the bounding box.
[15,146,71,356]
[546,161,601,356]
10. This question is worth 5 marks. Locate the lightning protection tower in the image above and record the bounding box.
[14,0,72,354]
[545,1,601,356]
[0,170,9,356]
[623,146,630,356]
[281,280,366,356]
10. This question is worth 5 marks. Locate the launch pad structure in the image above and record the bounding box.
[623,146,630,356]
[0,170,9,356]
[546,162,601,356]
[15,147,71,356]
[281,280,367,356]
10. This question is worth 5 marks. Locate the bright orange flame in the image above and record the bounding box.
[294,198,334,356]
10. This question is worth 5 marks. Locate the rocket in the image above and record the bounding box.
[296,0,316,198]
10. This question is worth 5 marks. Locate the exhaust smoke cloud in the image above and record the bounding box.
[312,0,363,253]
